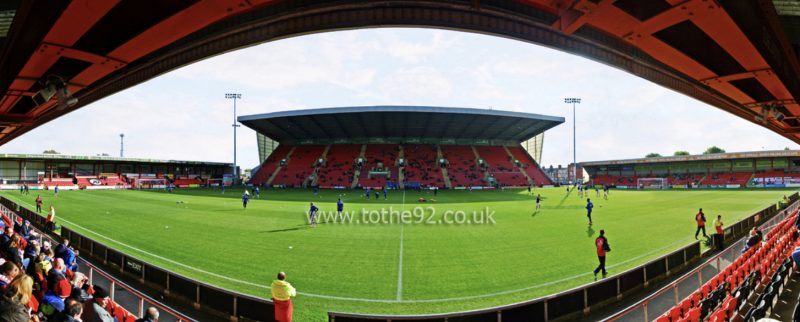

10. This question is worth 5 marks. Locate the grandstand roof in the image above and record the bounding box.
[0,153,231,166]
[239,106,564,145]
[0,1,798,145]
[582,150,800,167]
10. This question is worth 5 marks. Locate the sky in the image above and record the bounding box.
[0,28,796,169]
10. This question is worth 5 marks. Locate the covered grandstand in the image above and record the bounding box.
[0,153,233,189]
[240,106,562,189]
[583,150,800,189]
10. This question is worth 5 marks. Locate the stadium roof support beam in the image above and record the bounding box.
[240,106,564,145]
[2,0,800,145]
[329,115,353,139]
[513,123,546,142]
[495,118,537,142]
[279,117,312,140]
[306,115,333,140]
[12,0,118,113]
[455,115,481,139]
[259,120,295,142]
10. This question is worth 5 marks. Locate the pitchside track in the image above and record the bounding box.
[2,188,791,321]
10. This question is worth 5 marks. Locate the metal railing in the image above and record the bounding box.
[328,194,797,322]
[0,191,793,322]
[0,204,197,322]
[0,197,274,321]
[603,197,800,321]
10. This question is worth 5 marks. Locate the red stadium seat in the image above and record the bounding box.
[654,314,670,322]
[317,144,361,187]
[679,298,693,315]
[270,145,326,187]
[113,306,126,321]
[685,307,701,322]
[667,306,682,321]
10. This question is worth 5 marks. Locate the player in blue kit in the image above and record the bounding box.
[337,198,344,221]
[309,202,319,228]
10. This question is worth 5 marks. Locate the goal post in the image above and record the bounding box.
[637,178,668,190]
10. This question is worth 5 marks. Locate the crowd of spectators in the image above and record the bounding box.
[0,215,159,322]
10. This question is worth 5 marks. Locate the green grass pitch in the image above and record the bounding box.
[1,187,791,321]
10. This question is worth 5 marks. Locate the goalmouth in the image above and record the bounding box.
[637,178,668,190]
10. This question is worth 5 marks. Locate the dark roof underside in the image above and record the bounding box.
[239,106,564,145]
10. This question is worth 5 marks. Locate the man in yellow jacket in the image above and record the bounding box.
[271,272,296,322]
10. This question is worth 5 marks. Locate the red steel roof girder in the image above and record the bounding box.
[16,0,118,85]
[108,0,278,63]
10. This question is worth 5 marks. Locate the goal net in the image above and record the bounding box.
[637,178,668,190]
[131,178,167,189]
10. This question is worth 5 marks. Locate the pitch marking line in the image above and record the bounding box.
[7,194,692,303]
[397,189,406,301]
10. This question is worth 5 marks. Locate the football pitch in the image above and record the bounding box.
[1,187,792,321]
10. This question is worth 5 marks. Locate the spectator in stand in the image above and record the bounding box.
[54,239,77,272]
[0,226,14,246]
[41,241,52,258]
[39,279,72,318]
[694,208,707,240]
[22,239,41,270]
[47,258,67,290]
[34,253,52,278]
[35,196,42,213]
[69,272,91,302]
[52,298,82,322]
[13,221,30,241]
[0,262,19,289]
[135,307,159,322]
[713,215,724,251]
[792,247,800,271]
[271,272,296,322]
[593,229,610,279]
[3,236,23,268]
[81,285,113,322]
[742,228,762,253]
[0,275,34,322]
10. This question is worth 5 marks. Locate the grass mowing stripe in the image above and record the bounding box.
[1,188,789,321]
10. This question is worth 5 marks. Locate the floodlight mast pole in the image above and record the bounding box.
[225,93,242,184]
[564,98,581,185]
[119,133,124,158]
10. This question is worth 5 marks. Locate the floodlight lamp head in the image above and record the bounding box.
[225,93,241,99]
[55,86,78,110]
[31,83,57,106]
[564,98,581,104]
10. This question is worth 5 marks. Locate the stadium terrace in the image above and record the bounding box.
[0,153,233,190]
[583,150,800,189]
[240,106,562,190]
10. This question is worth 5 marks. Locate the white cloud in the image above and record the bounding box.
[383,30,460,64]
